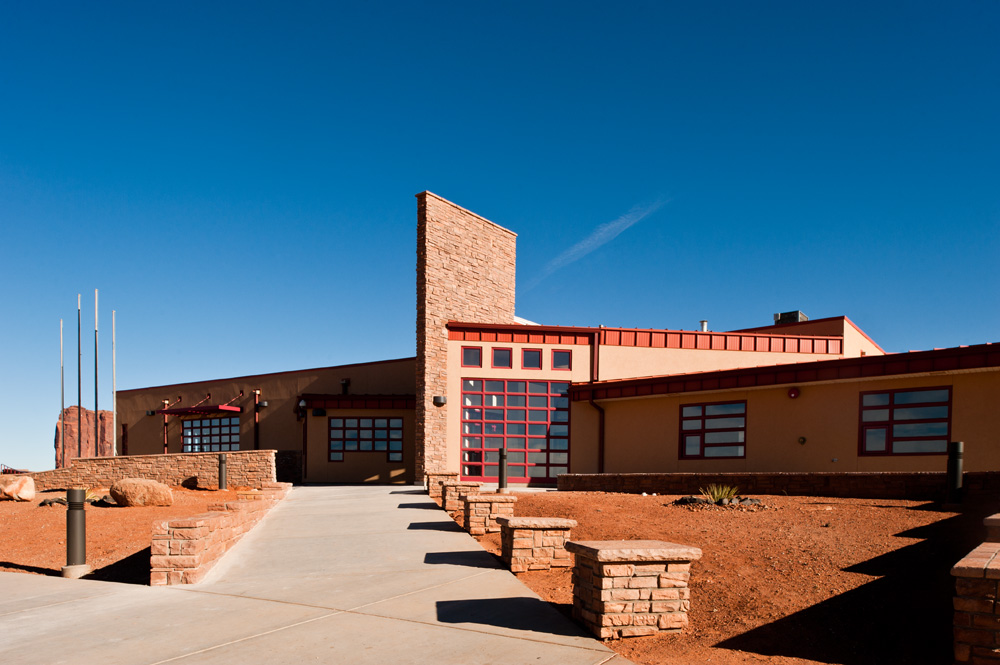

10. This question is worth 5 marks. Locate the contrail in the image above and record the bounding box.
[523,200,667,291]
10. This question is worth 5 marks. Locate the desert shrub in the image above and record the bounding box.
[700,484,739,503]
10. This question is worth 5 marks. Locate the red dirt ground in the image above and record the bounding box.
[476,491,998,665]
[0,487,242,584]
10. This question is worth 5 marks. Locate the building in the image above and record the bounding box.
[115,192,1000,483]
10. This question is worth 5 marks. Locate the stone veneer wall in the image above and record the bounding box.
[151,482,290,585]
[952,513,1000,663]
[415,192,517,479]
[557,472,1000,500]
[499,517,576,572]
[27,450,276,491]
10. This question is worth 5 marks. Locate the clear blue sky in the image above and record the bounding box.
[1,1,997,471]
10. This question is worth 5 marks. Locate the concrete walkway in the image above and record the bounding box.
[0,486,629,664]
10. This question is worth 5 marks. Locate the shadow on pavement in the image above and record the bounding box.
[397,502,441,510]
[424,551,502,569]
[436,597,589,637]
[389,489,428,495]
[0,562,60,577]
[86,547,152,585]
[408,521,463,532]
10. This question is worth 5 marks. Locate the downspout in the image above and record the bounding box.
[588,330,605,474]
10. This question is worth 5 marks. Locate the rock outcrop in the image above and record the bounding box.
[54,406,115,468]
[0,476,36,501]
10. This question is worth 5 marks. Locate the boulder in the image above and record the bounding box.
[0,476,35,502]
[109,478,173,507]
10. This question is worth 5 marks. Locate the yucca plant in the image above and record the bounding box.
[700,484,739,504]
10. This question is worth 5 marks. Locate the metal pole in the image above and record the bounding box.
[219,453,228,491]
[947,441,964,504]
[112,310,116,456]
[62,488,90,578]
[60,319,65,458]
[498,445,508,493]
[94,289,99,456]
[77,294,81,460]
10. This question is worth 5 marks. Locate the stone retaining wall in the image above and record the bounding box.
[952,512,1000,663]
[557,471,1000,500]
[441,481,481,513]
[151,482,291,585]
[426,472,459,503]
[27,450,277,492]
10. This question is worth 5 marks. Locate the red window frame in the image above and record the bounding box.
[492,347,513,369]
[521,348,542,370]
[552,349,572,371]
[182,416,240,453]
[678,401,746,459]
[461,346,482,368]
[328,416,404,463]
[460,378,571,484]
[858,387,951,456]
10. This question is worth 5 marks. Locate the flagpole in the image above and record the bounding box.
[112,310,117,456]
[60,319,65,459]
[77,294,81,460]
[94,289,99,455]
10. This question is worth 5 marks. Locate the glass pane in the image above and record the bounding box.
[330,441,344,450]
[375,419,387,427]
[485,394,504,407]
[374,441,387,451]
[484,409,504,421]
[505,409,526,421]
[551,383,569,394]
[894,389,949,405]
[390,419,403,427]
[346,441,358,451]
[485,380,504,393]
[523,350,541,368]
[682,419,701,430]
[895,406,949,420]
[345,419,357,427]
[550,452,569,464]
[865,428,887,452]
[685,436,701,455]
[549,424,568,436]
[360,430,372,439]
[330,419,343,427]
[862,393,890,406]
[704,417,745,429]
[682,406,702,417]
[550,466,568,476]
[463,409,482,420]
[507,437,526,449]
[508,452,525,463]
[528,424,548,435]
[389,430,402,438]
[549,438,568,450]
[705,431,745,444]
[492,349,511,367]
[464,451,483,462]
[893,439,948,454]
[529,395,548,407]
[485,466,499,476]
[506,423,524,435]
[388,452,403,462]
[485,451,499,463]
[509,465,526,477]
[894,422,948,437]
[330,452,343,461]
[705,403,745,416]
[464,380,482,391]
[862,409,889,422]
[375,429,387,438]
[360,440,373,451]
[389,440,402,451]
[507,381,526,393]
[553,351,571,369]
[507,395,526,407]
[527,466,548,477]
[704,445,744,457]
[528,381,548,393]
[463,347,482,366]
[485,437,504,447]
[361,419,372,428]
[463,394,483,406]
[528,410,549,422]
[551,411,569,422]
[552,397,569,408]
[463,465,481,476]
[528,452,547,463]
[485,423,505,434]
[528,439,547,449]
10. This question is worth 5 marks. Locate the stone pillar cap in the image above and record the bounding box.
[565,540,702,562]
[442,480,480,486]
[464,494,518,503]
[497,517,577,528]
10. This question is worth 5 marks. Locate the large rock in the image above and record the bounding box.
[53,406,115,469]
[109,478,173,507]
[0,476,36,502]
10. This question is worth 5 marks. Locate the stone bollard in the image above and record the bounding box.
[441,481,481,515]
[566,540,702,639]
[426,472,460,504]
[498,517,576,572]
[462,494,517,535]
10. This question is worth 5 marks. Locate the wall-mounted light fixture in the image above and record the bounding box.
[145,410,156,416]
[433,396,447,407]
[798,436,807,445]
[341,378,350,395]
[298,399,307,409]
[788,387,801,399]
[258,401,268,409]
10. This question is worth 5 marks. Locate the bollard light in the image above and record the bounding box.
[498,446,509,494]
[62,488,91,579]
[946,441,964,505]
[219,453,228,491]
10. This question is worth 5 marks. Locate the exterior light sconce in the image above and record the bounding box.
[298,400,307,409]
[341,378,350,395]
[145,410,157,416]
[798,436,807,445]
[787,387,801,399]
[433,396,447,407]
[258,401,268,409]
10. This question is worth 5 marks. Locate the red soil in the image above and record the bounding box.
[476,491,997,665]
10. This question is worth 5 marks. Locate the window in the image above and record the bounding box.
[182,417,240,453]
[552,350,572,370]
[492,348,512,368]
[462,347,482,367]
[329,417,404,462]
[522,348,542,370]
[461,379,570,482]
[679,401,746,459]
[859,387,950,455]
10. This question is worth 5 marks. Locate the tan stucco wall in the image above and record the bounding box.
[445,340,589,474]
[586,369,1000,474]
[595,345,842,382]
[303,408,415,484]
[116,358,416,470]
